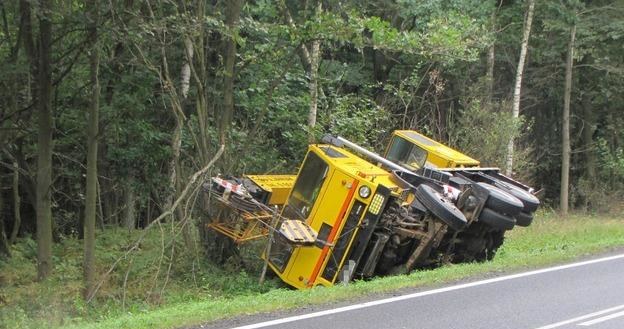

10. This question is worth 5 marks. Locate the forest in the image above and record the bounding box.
[0,0,623,327]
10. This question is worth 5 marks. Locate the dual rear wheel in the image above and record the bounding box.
[410,180,539,265]
[474,181,539,230]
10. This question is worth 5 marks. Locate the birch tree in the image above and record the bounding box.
[278,0,322,142]
[505,0,535,176]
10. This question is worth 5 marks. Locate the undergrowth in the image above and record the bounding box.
[1,211,623,329]
[0,226,278,329]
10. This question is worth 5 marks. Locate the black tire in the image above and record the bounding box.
[479,207,516,231]
[515,211,534,227]
[475,183,523,216]
[414,184,468,231]
[493,180,540,213]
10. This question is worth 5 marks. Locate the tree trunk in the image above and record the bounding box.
[278,0,323,143]
[486,8,497,102]
[83,0,99,300]
[14,147,37,226]
[124,183,136,231]
[112,192,119,227]
[307,1,322,143]
[0,192,10,257]
[15,0,37,240]
[160,32,193,251]
[181,38,193,99]
[560,23,576,216]
[20,0,36,92]
[36,0,54,280]
[278,0,312,73]
[96,178,105,230]
[486,44,495,102]
[170,116,190,246]
[221,0,243,144]
[10,161,21,243]
[505,0,534,176]
[582,87,596,183]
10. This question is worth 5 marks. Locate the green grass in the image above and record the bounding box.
[2,211,624,329]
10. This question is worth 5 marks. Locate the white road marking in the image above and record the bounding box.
[578,309,624,326]
[532,304,624,329]
[228,253,624,329]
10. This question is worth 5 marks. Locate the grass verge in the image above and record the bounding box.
[2,212,624,329]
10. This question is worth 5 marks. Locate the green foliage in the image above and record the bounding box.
[449,99,518,167]
[307,8,488,61]
[576,139,624,212]
[448,82,534,180]
[421,11,487,63]
[319,93,393,150]
[597,138,624,182]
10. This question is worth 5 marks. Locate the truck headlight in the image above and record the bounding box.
[359,186,371,198]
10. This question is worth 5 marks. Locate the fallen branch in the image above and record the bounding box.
[86,144,225,303]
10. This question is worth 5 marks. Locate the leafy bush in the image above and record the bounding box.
[573,138,624,212]
[448,83,535,182]
[597,138,624,184]
[319,94,394,151]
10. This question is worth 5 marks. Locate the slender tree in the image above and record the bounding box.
[36,0,54,280]
[0,194,9,257]
[278,0,323,142]
[10,160,21,243]
[123,186,135,230]
[561,22,576,216]
[505,0,535,176]
[307,1,322,142]
[221,0,243,144]
[486,5,498,102]
[581,86,597,183]
[83,0,100,299]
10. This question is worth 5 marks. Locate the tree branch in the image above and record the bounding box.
[86,144,225,302]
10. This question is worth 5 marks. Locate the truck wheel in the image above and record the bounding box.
[415,184,467,231]
[475,183,523,216]
[479,207,516,231]
[493,181,540,213]
[515,211,533,227]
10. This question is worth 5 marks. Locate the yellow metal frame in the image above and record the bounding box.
[245,174,296,206]
[207,197,272,243]
[391,130,480,168]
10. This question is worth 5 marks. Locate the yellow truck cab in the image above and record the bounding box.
[267,144,397,289]
[386,130,480,170]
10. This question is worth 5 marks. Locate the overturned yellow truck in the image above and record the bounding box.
[207,130,539,289]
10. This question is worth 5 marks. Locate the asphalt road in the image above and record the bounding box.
[207,253,624,329]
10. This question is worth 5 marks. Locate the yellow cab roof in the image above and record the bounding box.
[393,130,480,166]
[311,144,399,191]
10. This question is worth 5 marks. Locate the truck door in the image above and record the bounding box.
[284,169,358,288]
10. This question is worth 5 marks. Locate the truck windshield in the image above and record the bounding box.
[284,151,329,220]
[386,136,427,171]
